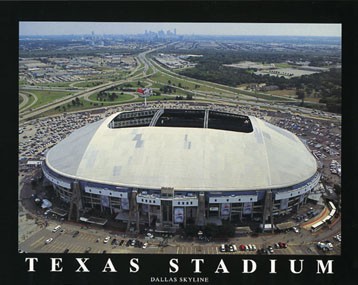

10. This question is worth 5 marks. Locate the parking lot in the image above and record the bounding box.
[18,215,341,255]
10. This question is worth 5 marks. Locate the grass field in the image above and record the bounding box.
[37,95,177,118]
[38,98,98,117]
[72,80,108,88]
[21,89,75,109]
[19,91,38,110]
[267,89,297,97]
[88,92,135,103]
[19,79,27,86]
[267,89,321,102]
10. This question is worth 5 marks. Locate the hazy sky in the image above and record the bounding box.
[19,22,341,37]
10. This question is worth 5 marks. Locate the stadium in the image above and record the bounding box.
[42,108,320,231]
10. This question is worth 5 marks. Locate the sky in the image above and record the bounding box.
[19,22,341,37]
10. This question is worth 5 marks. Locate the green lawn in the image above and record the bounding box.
[19,79,27,86]
[89,92,135,103]
[19,91,37,110]
[38,98,99,117]
[22,89,75,109]
[72,80,108,88]
[37,95,175,118]
[274,62,294,68]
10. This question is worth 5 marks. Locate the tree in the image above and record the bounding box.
[296,89,305,106]
[184,224,199,237]
[204,223,220,237]
[220,221,235,237]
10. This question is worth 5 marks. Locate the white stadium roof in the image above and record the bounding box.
[46,111,317,191]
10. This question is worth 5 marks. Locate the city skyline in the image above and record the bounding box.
[19,22,341,37]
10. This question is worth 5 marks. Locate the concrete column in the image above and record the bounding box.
[269,197,274,233]
[68,180,83,222]
[262,190,273,233]
[195,193,205,226]
[159,203,163,227]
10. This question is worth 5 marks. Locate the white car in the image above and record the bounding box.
[45,238,53,244]
[292,226,299,233]
[142,242,148,249]
[317,241,333,251]
[103,236,111,244]
[52,225,61,233]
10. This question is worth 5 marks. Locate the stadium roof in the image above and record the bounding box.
[46,111,317,191]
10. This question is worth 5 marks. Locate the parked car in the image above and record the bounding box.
[220,244,226,252]
[278,242,287,248]
[267,246,274,254]
[317,241,333,251]
[72,230,79,238]
[63,248,69,253]
[103,236,111,244]
[45,238,53,244]
[85,247,91,253]
[142,242,148,249]
[52,225,61,233]
[257,248,268,255]
[292,226,300,233]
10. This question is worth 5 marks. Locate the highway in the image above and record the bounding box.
[19,45,340,123]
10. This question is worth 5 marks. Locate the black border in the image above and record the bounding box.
[2,1,357,284]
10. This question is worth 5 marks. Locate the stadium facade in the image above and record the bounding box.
[42,109,320,230]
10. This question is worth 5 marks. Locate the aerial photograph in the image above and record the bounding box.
[18,22,341,256]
